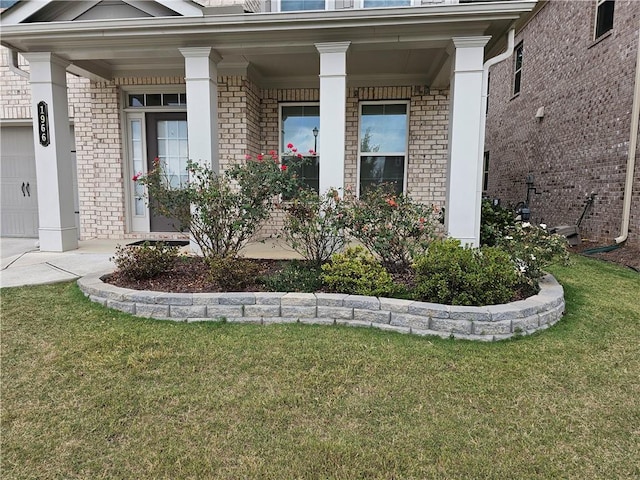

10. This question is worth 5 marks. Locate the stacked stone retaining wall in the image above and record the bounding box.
[78,273,565,342]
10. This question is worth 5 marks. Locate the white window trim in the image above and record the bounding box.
[356,100,410,197]
[273,0,334,13]
[513,42,523,96]
[272,0,458,12]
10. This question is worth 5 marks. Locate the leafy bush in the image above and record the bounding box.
[137,153,300,260]
[112,241,178,281]
[497,222,570,293]
[280,188,347,267]
[480,199,516,247]
[321,246,395,297]
[262,261,324,292]
[413,239,519,306]
[208,256,263,291]
[342,184,439,272]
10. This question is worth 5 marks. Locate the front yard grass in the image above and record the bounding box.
[1,255,639,479]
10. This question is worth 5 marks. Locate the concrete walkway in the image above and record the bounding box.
[0,237,301,289]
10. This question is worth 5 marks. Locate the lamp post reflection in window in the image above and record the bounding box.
[313,126,319,153]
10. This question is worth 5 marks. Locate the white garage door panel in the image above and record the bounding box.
[1,126,39,237]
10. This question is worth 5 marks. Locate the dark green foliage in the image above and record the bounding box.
[480,199,516,247]
[208,256,263,291]
[111,241,178,281]
[262,261,324,293]
[321,246,395,297]
[413,239,519,306]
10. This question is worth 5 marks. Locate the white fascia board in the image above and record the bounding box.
[1,1,537,34]
[154,0,204,16]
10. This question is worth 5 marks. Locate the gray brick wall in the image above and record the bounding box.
[485,0,640,246]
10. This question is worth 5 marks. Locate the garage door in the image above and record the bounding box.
[1,125,39,237]
[1,125,79,238]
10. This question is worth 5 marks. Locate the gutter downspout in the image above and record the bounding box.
[8,47,29,79]
[614,29,640,245]
[476,28,515,233]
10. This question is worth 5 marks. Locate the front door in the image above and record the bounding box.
[145,112,188,232]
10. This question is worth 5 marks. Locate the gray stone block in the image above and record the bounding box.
[170,305,206,318]
[317,305,353,320]
[453,332,495,342]
[155,293,193,306]
[106,299,135,314]
[192,293,222,305]
[281,306,316,318]
[335,319,372,328]
[136,303,170,318]
[315,293,349,307]
[511,314,539,333]
[89,295,107,306]
[244,304,281,317]
[123,290,158,304]
[186,317,217,323]
[390,312,430,330]
[281,293,317,306]
[375,323,411,335]
[449,306,491,321]
[408,301,449,318]
[430,317,472,334]
[344,295,379,310]
[379,297,414,313]
[508,298,545,317]
[411,328,451,339]
[539,304,564,326]
[219,293,256,305]
[254,292,286,305]
[262,317,298,324]
[299,317,335,325]
[487,304,525,321]
[473,320,512,335]
[207,305,243,319]
[98,284,127,301]
[354,308,390,324]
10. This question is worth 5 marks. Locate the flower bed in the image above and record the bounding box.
[78,271,564,342]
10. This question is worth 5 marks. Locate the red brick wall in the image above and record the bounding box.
[485,0,640,246]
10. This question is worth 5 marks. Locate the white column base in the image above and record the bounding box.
[38,227,78,252]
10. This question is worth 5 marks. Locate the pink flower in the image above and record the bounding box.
[269,150,277,156]
[245,154,252,160]
[287,143,294,149]
[281,164,288,171]
[297,153,303,158]
[257,154,264,161]
[309,149,317,155]
[385,197,398,208]
[132,172,142,181]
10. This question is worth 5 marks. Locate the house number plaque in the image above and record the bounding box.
[37,101,50,147]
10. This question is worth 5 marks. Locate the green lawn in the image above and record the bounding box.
[1,256,639,479]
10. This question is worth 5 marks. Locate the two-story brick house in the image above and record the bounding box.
[484,0,639,247]
[0,0,536,251]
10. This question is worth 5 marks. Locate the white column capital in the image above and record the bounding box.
[21,52,71,69]
[451,36,491,49]
[179,47,222,64]
[315,42,351,55]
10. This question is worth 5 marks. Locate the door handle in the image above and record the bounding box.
[26,182,31,197]
[21,182,26,197]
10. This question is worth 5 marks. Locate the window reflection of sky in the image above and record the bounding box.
[360,114,407,153]
[282,115,320,153]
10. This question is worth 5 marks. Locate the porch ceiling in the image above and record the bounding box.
[1,2,536,88]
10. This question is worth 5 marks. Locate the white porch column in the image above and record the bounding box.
[445,36,491,248]
[316,42,350,194]
[23,52,77,252]
[179,47,221,171]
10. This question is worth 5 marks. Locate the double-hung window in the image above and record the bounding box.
[279,0,327,11]
[280,104,320,192]
[358,102,409,196]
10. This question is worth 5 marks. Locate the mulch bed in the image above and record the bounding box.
[568,242,640,272]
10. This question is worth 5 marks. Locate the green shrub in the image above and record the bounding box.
[413,239,519,306]
[497,222,570,293]
[321,246,395,297]
[280,188,347,267]
[262,261,324,292]
[208,256,263,291]
[112,241,178,281]
[342,184,439,272]
[480,199,516,247]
